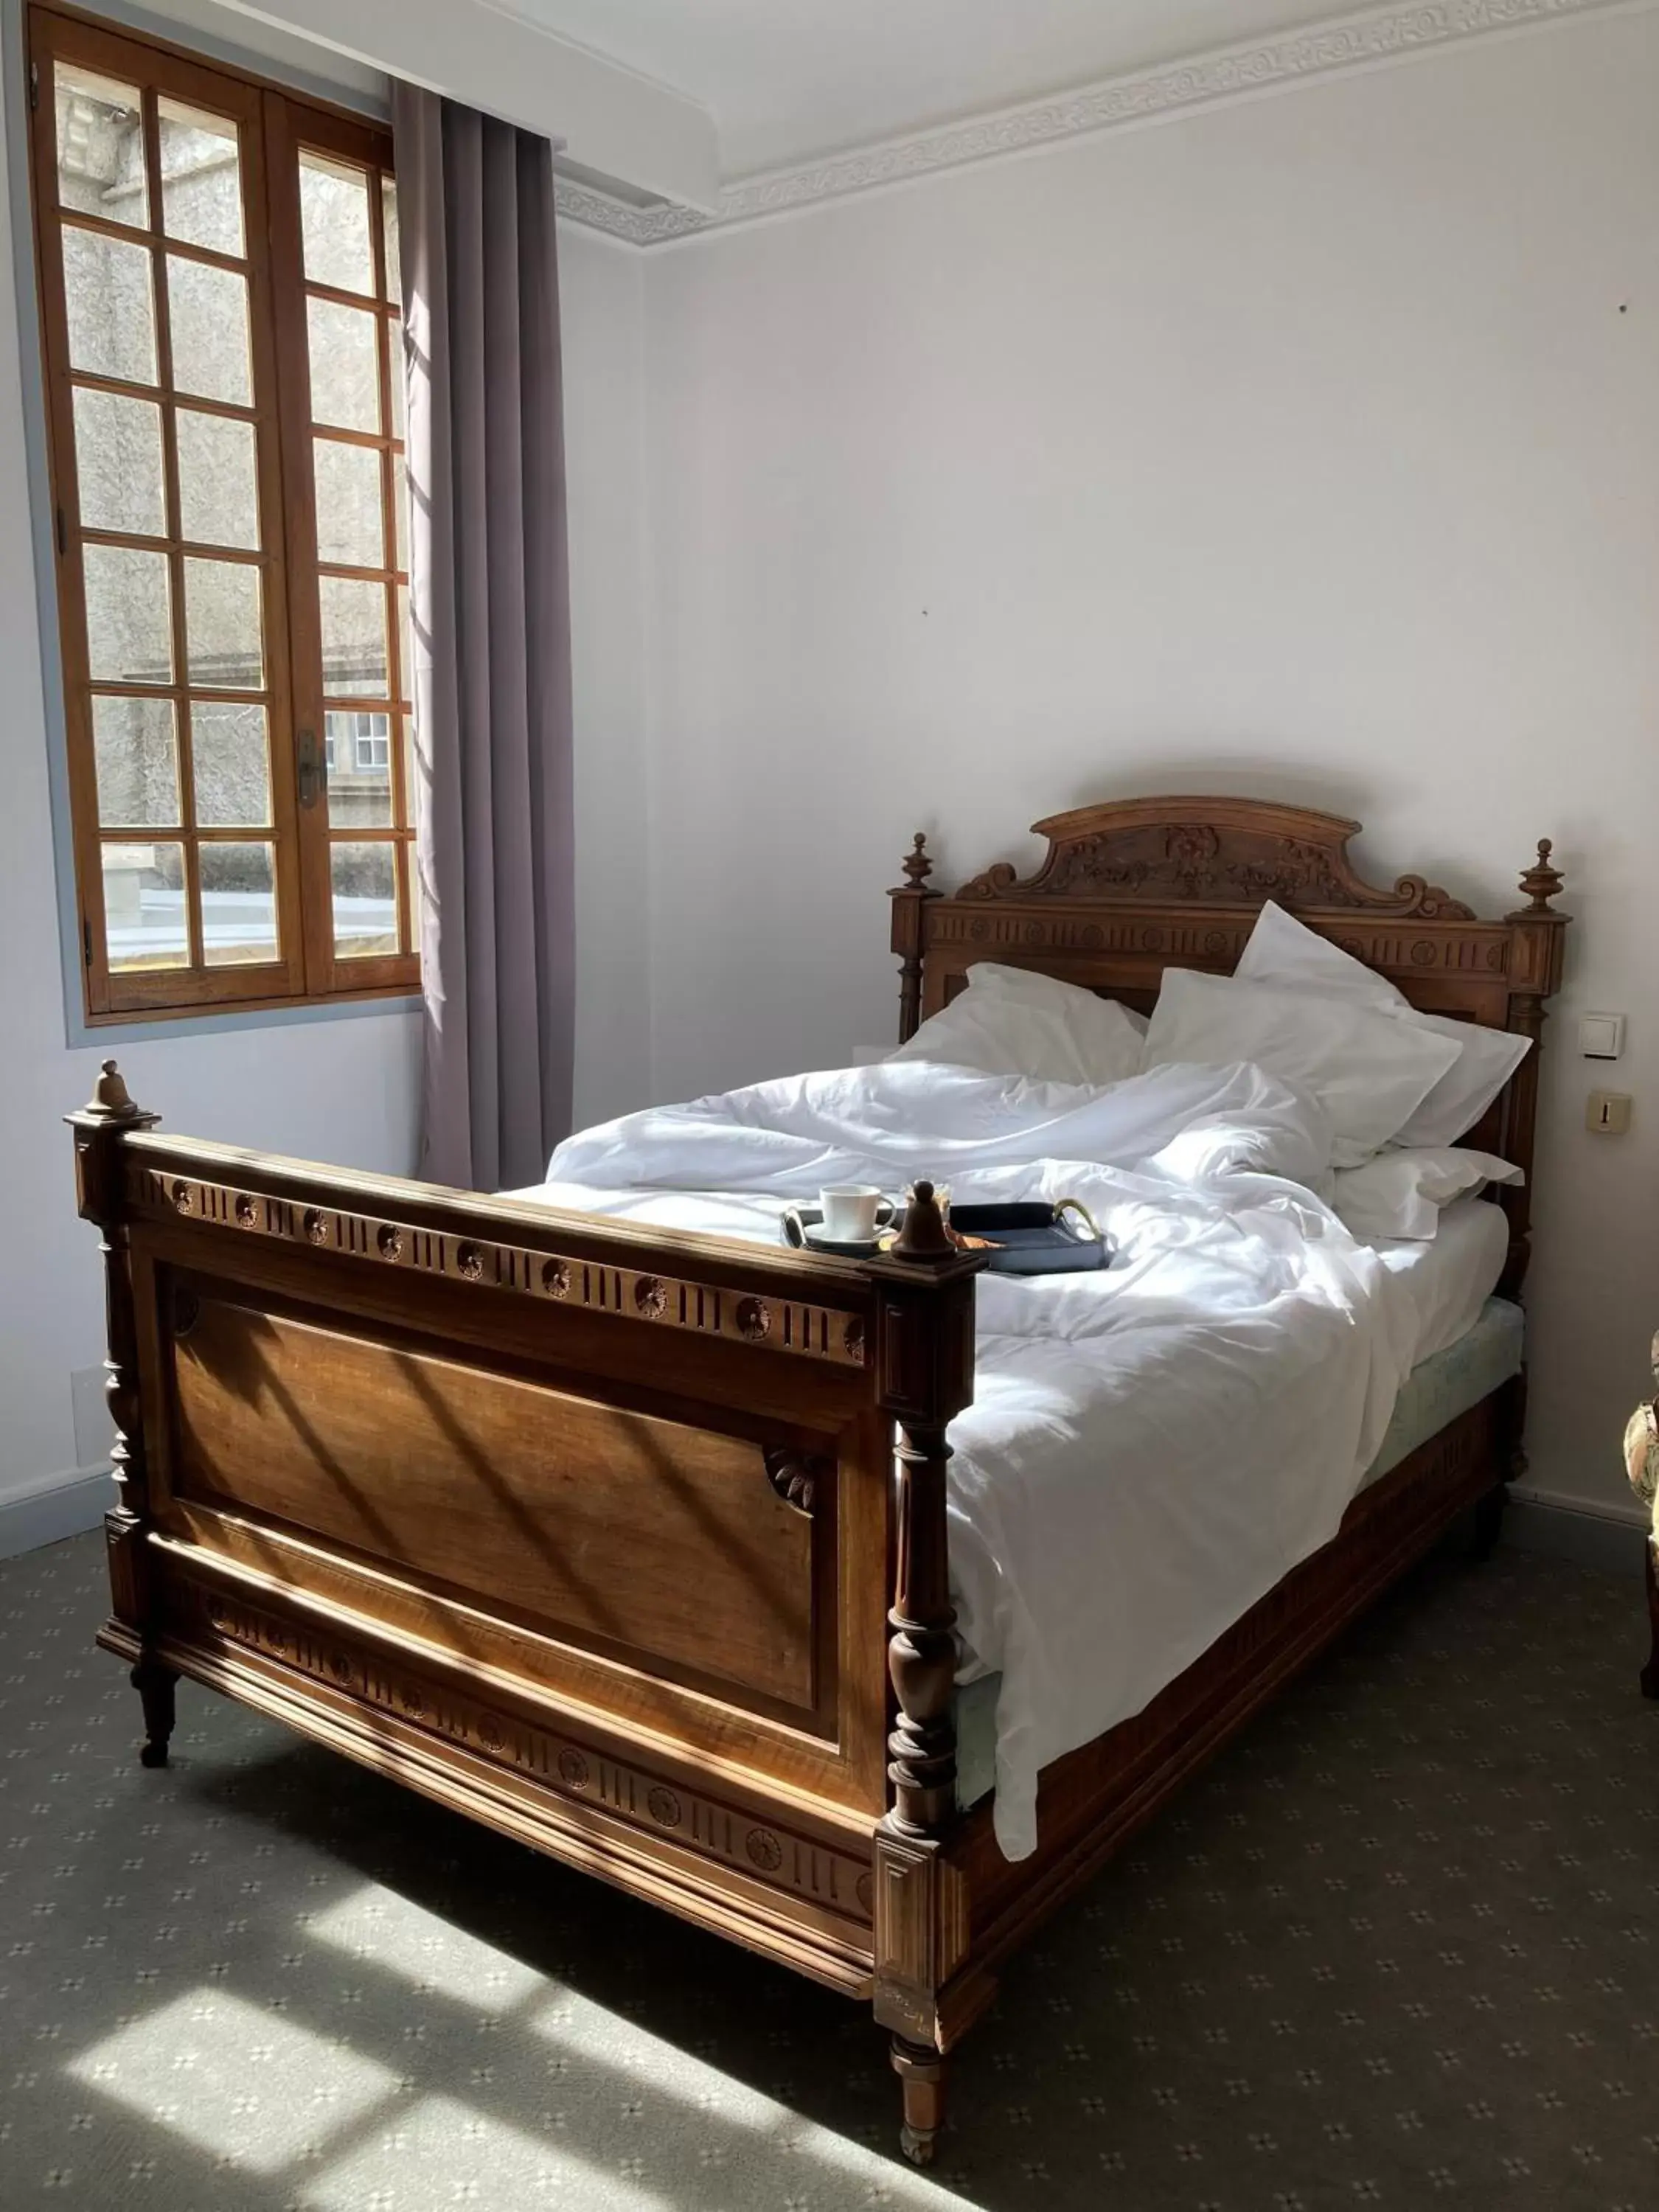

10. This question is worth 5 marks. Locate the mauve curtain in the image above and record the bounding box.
[392,85,576,1191]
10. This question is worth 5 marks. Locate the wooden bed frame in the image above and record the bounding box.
[72,797,1568,2163]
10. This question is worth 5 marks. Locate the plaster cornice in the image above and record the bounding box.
[554,0,1641,248]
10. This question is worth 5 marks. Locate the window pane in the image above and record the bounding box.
[392,451,408,574]
[184,555,263,689]
[158,99,244,257]
[102,840,186,970]
[167,256,251,405]
[92,695,178,827]
[176,408,260,549]
[191,701,271,826]
[299,150,374,295]
[83,543,172,683]
[330,840,396,958]
[397,583,413,703]
[55,65,148,229]
[323,710,391,827]
[312,437,383,567]
[307,296,380,431]
[380,175,400,305]
[401,720,420,830]
[319,576,387,697]
[72,387,165,538]
[62,226,157,386]
[388,321,405,444]
[201,841,277,964]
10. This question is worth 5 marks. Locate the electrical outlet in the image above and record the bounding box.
[1586,1090,1632,1135]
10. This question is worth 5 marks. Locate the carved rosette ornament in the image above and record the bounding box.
[762,1447,831,1517]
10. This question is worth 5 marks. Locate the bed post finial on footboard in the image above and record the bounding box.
[66,1065,175,1770]
[869,1192,984,2163]
[889,833,938,1046]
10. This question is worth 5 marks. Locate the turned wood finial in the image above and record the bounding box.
[893,1180,954,1260]
[81,1060,147,1124]
[1514,837,1565,914]
[900,832,933,891]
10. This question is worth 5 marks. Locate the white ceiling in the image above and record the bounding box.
[501,0,1368,176]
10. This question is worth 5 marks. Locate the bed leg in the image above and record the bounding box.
[132,1658,178,1768]
[1470,1481,1508,1561]
[1641,1541,1659,1702]
[891,2035,948,2166]
[1470,1370,1528,1562]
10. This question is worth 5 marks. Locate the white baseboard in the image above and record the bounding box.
[0,1466,113,1560]
[1504,1484,1650,1579]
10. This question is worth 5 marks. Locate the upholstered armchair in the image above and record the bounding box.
[1624,1332,1659,1699]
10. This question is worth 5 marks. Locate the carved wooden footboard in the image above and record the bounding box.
[71,1063,981,2039]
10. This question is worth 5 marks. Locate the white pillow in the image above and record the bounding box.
[1141,967,1461,1167]
[1237,902,1531,1148]
[966,962,1150,1037]
[1332,1147,1523,1242]
[888,964,1145,1088]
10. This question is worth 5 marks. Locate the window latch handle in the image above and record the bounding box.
[297,728,324,809]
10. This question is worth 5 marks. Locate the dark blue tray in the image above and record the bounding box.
[782,1200,1111,1273]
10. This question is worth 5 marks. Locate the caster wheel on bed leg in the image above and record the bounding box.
[891,2037,947,2168]
[131,1659,178,1770]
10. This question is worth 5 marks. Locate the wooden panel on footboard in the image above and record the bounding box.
[69,1074,926,1995]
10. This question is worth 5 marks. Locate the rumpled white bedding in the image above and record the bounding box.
[518,1058,1454,1861]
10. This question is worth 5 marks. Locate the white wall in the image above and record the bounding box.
[640,11,1659,1514]
[563,226,653,1128]
[0,44,651,1521]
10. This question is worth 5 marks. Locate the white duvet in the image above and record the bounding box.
[524,1058,1436,1860]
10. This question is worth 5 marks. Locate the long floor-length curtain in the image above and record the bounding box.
[392,85,575,1191]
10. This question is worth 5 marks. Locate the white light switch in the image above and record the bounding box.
[1579,1012,1626,1060]
[1586,1090,1632,1134]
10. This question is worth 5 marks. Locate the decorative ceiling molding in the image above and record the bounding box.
[554,0,1638,248]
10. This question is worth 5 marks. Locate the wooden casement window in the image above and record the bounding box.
[28,3,418,1020]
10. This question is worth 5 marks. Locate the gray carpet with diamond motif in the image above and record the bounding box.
[2,1529,1657,2210]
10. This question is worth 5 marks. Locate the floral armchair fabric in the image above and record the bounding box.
[1624,1331,1659,1700]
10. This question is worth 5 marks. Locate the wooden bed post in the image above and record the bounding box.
[66,1062,175,1768]
[1483,840,1568,1543]
[1498,839,1568,1300]
[869,1183,983,2165]
[889,834,938,1046]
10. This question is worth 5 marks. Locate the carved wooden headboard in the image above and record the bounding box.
[888,797,1568,1297]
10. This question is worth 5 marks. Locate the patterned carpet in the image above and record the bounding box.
[2,1531,1657,2211]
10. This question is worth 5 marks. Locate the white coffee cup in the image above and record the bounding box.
[818,1186,894,1242]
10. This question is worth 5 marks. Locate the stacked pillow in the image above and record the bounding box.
[888,963,1144,1088]
[1327,1146,1522,1241]
[1142,900,1528,1235]
[1139,965,1459,1169]
[1234,902,1531,1150]
[889,915,1527,1240]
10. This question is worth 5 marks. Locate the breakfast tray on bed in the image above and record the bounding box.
[783,1197,1112,1273]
